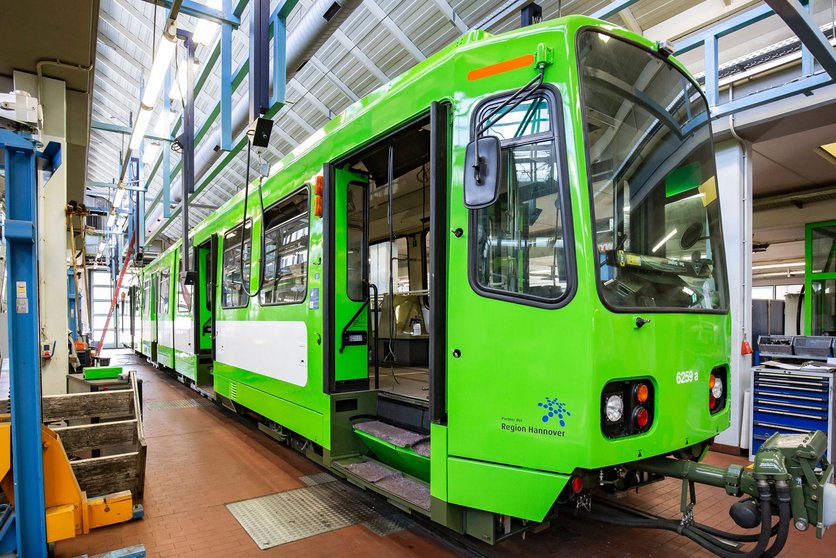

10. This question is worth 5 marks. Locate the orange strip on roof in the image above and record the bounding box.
[467,54,535,81]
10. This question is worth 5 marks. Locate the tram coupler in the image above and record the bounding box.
[628,430,836,538]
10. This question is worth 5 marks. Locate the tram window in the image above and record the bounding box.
[261,189,309,306]
[177,249,192,313]
[578,30,727,312]
[178,280,192,313]
[143,280,150,317]
[159,269,170,316]
[346,183,365,301]
[222,223,251,309]
[471,94,571,304]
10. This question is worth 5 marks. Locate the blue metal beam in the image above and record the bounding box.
[140,0,240,27]
[0,129,51,557]
[162,71,172,219]
[90,121,174,143]
[764,0,836,80]
[590,0,642,21]
[713,71,832,119]
[220,0,233,151]
[86,180,145,192]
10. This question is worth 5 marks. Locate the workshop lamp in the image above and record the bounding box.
[129,24,177,151]
[193,0,222,45]
[112,185,127,209]
[129,105,155,150]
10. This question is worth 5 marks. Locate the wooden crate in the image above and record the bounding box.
[43,371,146,499]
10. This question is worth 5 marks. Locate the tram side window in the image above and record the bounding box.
[472,94,571,304]
[222,223,252,309]
[143,280,150,317]
[261,189,309,306]
[177,249,193,313]
[159,269,170,316]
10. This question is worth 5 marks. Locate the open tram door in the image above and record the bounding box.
[193,235,218,387]
[326,166,371,392]
[325,100,449,416]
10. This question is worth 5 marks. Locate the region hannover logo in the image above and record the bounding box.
[538,397,570,426]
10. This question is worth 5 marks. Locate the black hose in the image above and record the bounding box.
[586,481,775,558]
[762,481,791,558]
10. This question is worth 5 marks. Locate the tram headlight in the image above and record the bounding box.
[605,394,624,423]
[711,376,723,399]
[708,367,728,414]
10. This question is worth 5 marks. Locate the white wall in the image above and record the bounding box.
[14,71,69,395]
[714,139,754,447]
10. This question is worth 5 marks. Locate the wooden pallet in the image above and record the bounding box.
[44,371,146,499]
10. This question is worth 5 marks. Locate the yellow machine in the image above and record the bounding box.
[0,416,140,543]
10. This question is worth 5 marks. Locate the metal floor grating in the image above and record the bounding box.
[145,398,214,410]
[226,480,409,549]
[299,472,338,486]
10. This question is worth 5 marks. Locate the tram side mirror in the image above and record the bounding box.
[681,222,706,250]
[464,136,501,209]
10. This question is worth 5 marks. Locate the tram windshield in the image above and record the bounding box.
[578,30,728,312]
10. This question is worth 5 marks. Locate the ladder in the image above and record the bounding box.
[95,234,135,354]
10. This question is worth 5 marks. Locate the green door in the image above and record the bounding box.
[333,166,371,387]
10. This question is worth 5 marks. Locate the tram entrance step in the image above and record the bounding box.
[353,420,430,482]
[377,392,429,434]
[333,456,430,512]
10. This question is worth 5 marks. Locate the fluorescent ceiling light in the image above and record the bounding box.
[113,186,126,209]
[129,108,153,150]
[169,61,201,101]
[752,261,804,270]
[141,35,177,108]
[193,0,222,45]
[652,228,677,253]
[816,142,836,165]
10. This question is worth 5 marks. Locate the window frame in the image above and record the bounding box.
[159,267,171,317]
[467,85,577,310]
[575,27,729,315]
[221,220,252,310]
[260,186,311,307]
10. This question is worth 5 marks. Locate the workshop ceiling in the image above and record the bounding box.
[0,0,100,205]
[84,0,704,245]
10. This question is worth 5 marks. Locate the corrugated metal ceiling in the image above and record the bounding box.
[86,0,704,243]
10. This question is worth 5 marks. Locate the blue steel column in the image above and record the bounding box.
[1,129,48,557]
[162,70,172,219]
[220,0,233,151]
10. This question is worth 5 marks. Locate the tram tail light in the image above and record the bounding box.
[313,175,323,217]
[571,476,584,494]
[634,406,649,429]
[634,383,649,404]
[709,367,727,414]
[602,379,654,438]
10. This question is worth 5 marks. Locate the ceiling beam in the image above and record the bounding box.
[99,11,152,66]
[764,0,836,80]
[307,56,360,102]
[332,29,390,83]
[365,0,426,62]
[431,0,469,33]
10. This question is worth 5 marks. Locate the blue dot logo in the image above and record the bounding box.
[538,397,571,427]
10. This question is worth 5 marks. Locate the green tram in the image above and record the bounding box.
[136,16,835,553]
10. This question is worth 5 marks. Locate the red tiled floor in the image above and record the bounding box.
[56,351,832,557]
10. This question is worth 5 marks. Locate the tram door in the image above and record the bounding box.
[332,166,371,389]
[195,236,218,362]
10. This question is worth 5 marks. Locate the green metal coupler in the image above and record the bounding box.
[629,431,836,538]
